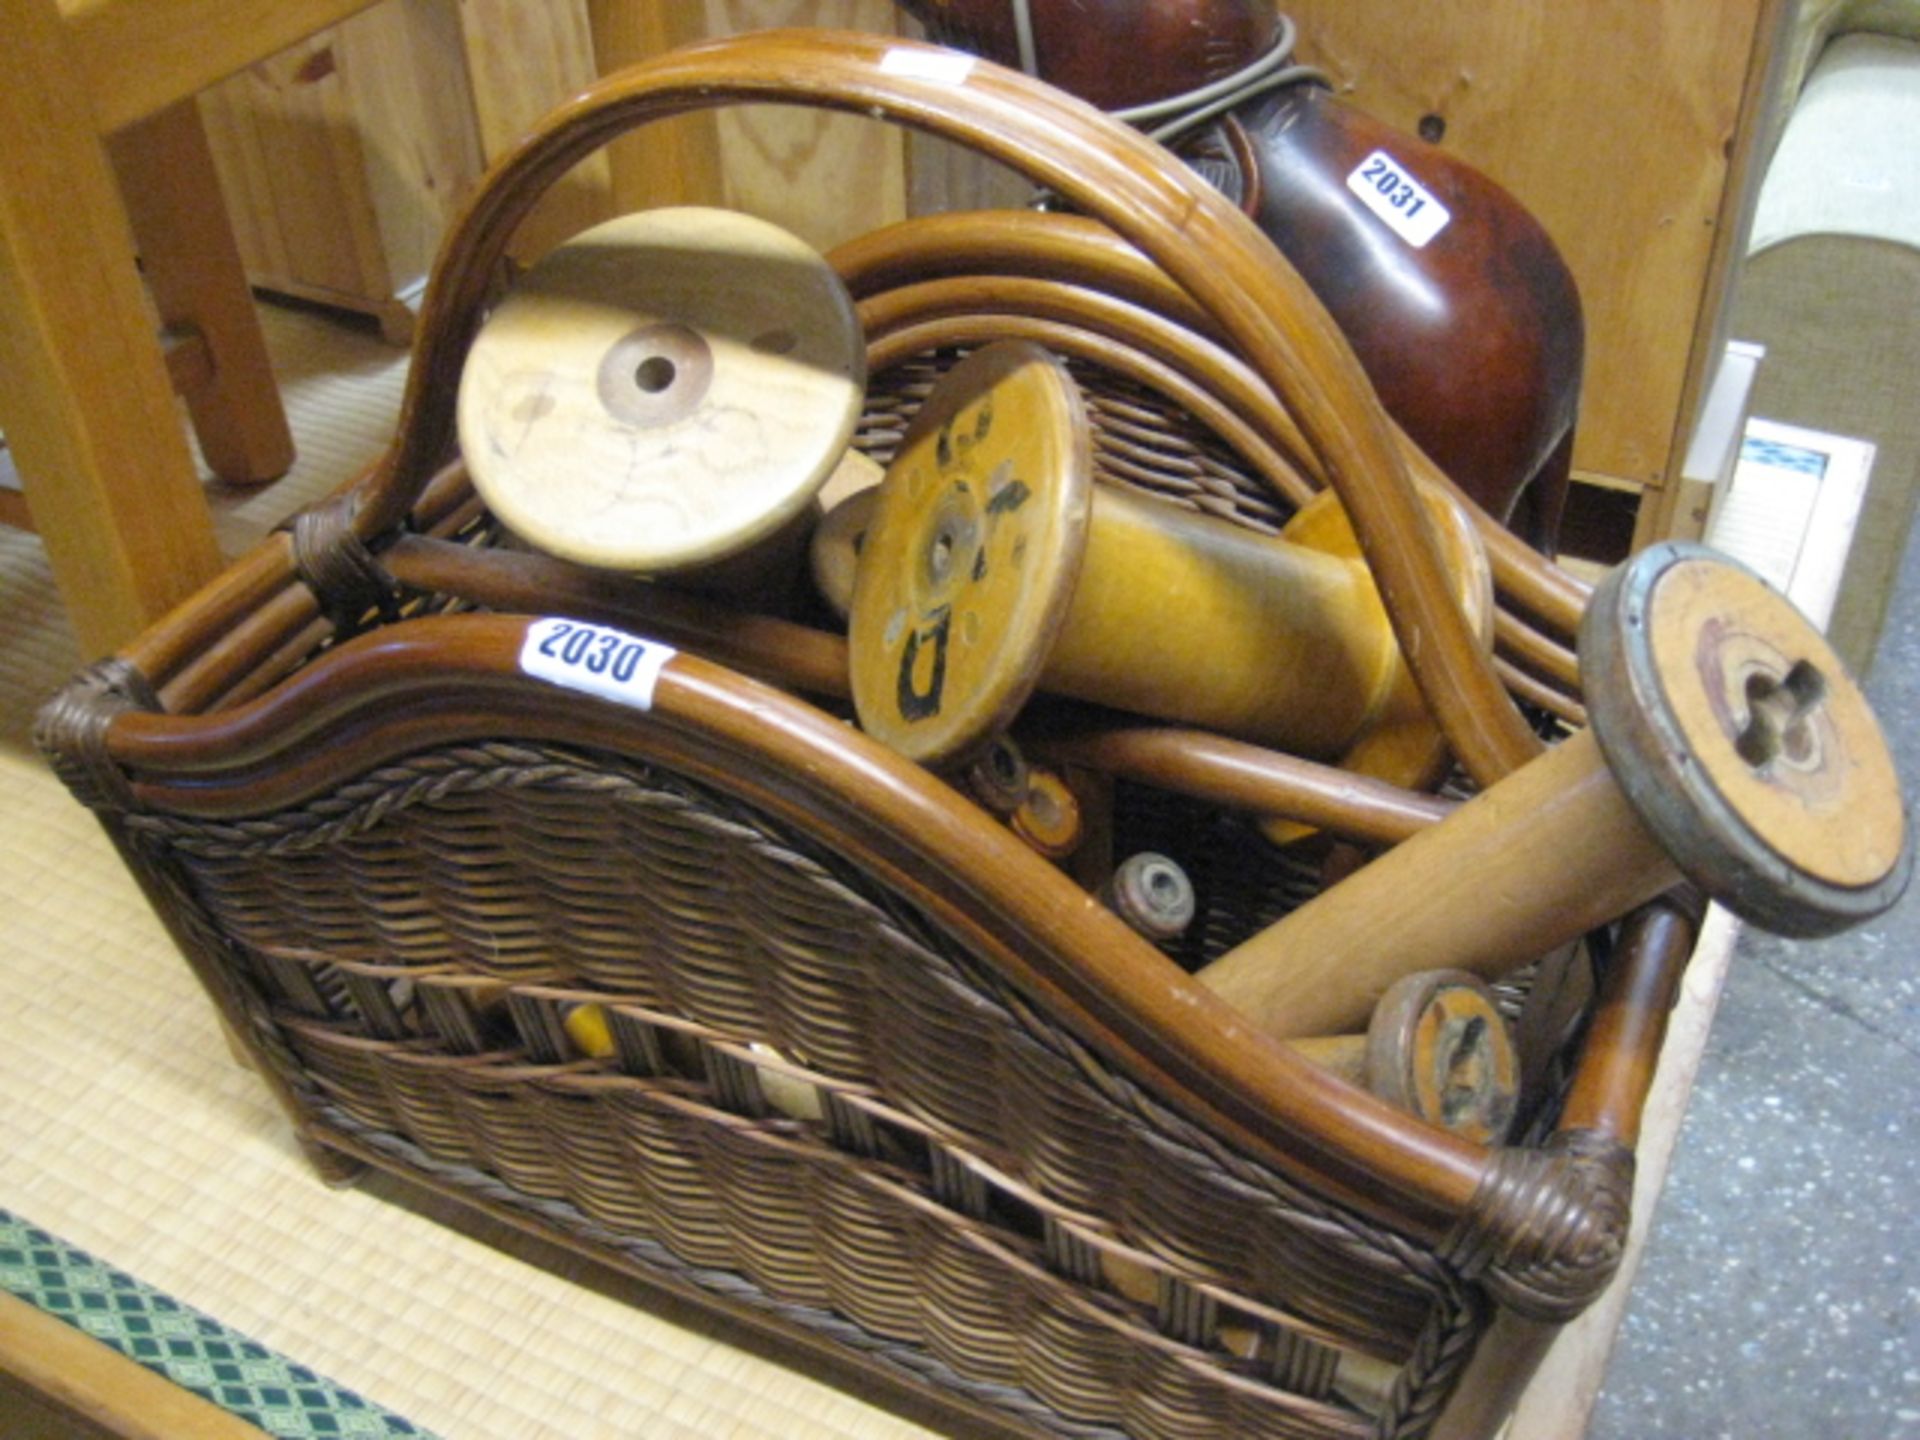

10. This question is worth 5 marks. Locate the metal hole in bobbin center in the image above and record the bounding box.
[921,503,978,597]
[634,355,677,393]
[597,321,715,427]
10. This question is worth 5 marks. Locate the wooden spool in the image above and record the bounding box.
[1199,543,1914,1040]
[456,207,864,575]
[1288,970,1519,1145]
[1101,851,1198,942]
[844,341,1491,798]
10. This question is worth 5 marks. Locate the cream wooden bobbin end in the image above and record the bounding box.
[810,485,878,621]
[1583,542,1912,936]
[848,341,1092,765]
[457,207,865,574]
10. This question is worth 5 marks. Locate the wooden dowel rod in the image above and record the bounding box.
[1494,655,1588,728]
[1031,726,1451,846]
[1198,728,1675,1040]
[125,535,299,694]
[1494,607,1582,694]
[381,535,852,700]
[158,584,323,716]
[213,617,338,711]
[1288,1032,1366,1084]
[1558,894,1701,1145]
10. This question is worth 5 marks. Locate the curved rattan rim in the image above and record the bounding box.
[830,209,1591,653]
[344,29,1541,787]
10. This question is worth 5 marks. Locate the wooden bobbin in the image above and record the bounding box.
[1288,970,1520,1145]
[456,207,865,575]
[1011,767,1084,858]
[1198,543,1914,1041]
[843,342,1492,797]
[1101,851,1197,943]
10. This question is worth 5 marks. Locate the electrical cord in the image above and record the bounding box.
[1002,0,1328,143]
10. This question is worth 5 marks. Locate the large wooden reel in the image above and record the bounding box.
[842,342,1491,810]
[1199,544,1913,1039]
[828,210,1589,726]
[457,207,864,576]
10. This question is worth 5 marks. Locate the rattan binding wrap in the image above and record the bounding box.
[39,31,1688,1440]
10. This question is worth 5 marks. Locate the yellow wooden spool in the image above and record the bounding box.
[456,207,865,574]
[845,341,1492,801]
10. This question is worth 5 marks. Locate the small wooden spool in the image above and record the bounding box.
[844,342,1492,795]
[457,207,865,574]
[1199,543,1914,1040]
[1010,767,1084,858]
[1288,970,1519,1145]
[1101,851,1197,942]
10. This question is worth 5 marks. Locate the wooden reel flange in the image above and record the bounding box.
[1290,970,1520,1145]
[1199,543,1914,1040]
[457,207,865,574]
[845,341,1492,796]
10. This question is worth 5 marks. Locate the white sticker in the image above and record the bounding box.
[879,47,976,85]
[1346,150,1452,248]
[520,618,676,711]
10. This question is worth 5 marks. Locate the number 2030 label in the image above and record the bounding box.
[1347,150,1451,248]
[520,618,677,711]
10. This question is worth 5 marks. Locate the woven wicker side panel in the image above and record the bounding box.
[859,352,1294,534]
[873,943,1437,1346]
[163,749,887,1083]
[130,740,1484,1437]
[289,1038,1378,1440]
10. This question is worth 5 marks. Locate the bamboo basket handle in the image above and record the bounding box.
[347,29,1540,786]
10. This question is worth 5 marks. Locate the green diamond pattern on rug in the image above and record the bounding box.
[0,1210,435,1438]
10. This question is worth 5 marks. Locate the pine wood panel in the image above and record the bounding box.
[461,2,905,257]
[341,0,485,290]
[196,0,485,341]
[584,1,728,220]
[582,1,906,253]
[57,0,382,132]
[458,0,616,263]
[712,1,906,250]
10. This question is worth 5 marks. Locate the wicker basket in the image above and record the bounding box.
[39,32,1698,1440]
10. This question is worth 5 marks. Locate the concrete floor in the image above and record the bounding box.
[1590,510,1920,1436]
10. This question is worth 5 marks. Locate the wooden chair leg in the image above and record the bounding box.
[110,99,295,487]
[0,0,224,657]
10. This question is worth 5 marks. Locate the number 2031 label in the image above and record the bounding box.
[1347,150,1451,248]
[520,618,677,711]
